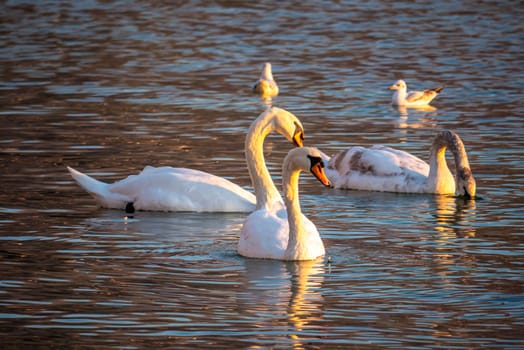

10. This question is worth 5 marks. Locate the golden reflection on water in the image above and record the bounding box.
[1,0,523,347]
[433,195,477,239]
[241,258,325,349]
[431,195,478,278]
[286,259,324,349]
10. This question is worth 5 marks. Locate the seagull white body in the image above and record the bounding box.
[390,79,444,107]
[253,62,279,98]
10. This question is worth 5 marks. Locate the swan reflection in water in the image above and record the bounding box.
[80,210,246,256]
[430,195,477,283]
[433,195,477,239]
[240,258,325,349]
[81,208,326,349]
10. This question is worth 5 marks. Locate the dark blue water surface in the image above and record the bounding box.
[1,1,523,348]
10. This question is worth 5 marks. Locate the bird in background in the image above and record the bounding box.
[389,79,444,107]
[253,62,279,99]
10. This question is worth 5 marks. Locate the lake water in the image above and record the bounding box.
[1,1,523,348]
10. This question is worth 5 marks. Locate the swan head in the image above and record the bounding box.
[456,166,476,199]
[389,79,407,91]
[435,130,477,199]
[284,147,331,187]
[269,107,304,147]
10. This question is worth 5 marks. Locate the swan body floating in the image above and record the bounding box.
[253,62,279,98]
[67,166,256,213]
[238,147,331,261]
[389,79,444,107]
[67,106,304,212]
[323,130,476,198]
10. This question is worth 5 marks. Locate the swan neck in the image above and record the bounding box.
[428,131,471,192]
[245,113,281,209]
[282,166,304,259]
[449,133,471,171]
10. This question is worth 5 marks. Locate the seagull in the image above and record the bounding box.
[389,79,444,107]
[253,62,279,98]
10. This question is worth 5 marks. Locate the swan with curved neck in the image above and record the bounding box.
[246,106,304,210]
[239,147,330,261]
[324,130,476,198]
[67,107,304,212]
[389,79,444,107]
[253,62,279,99]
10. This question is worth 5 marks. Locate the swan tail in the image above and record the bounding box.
[67,166,130,209]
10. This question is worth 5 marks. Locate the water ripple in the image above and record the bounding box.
[0,0,523,348]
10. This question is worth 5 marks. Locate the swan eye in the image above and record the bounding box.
[307,155,323,167]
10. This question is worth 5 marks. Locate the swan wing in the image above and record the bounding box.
[238,204,323,260]
[326,146,430,193]
[238,205,288,259]
[108,166,256,212]
[369,146,429,175]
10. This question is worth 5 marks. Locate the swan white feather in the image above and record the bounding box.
[390,79,444,107]
[68,106,304,212]
[323,130,476,198]
[67,165,255,212]
[238,147,330,261]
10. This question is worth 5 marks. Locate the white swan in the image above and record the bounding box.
[238,147,331,261]
[390,79,444,107]
[67,106,305,213]
[253,62,279,98]
[323,130,476,198]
